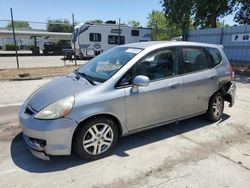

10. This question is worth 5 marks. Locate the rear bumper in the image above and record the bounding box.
[226,81,236,107]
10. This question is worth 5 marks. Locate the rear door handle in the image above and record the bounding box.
[208,74,217,79]
[169,82,180,88]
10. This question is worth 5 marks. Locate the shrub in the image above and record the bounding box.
[56,40,71,47]
[5,44,19,51]
[27,45,35,50]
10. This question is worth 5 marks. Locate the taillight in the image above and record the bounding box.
[229,64,234,81]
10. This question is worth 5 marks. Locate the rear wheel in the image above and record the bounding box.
[205,92,224,122]
[73,117,118,160]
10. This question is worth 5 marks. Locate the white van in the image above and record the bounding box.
[71,22,152,58]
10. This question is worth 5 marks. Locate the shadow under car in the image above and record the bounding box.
[10,113,230,173]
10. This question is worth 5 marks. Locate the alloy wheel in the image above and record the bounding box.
[212,95,223,118]
[83,123,114,155]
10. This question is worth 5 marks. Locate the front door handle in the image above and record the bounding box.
[169,82,180,88]
[208,74,217,79]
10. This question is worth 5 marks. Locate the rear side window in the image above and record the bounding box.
[207,48,222,66]
[131,30,139,36]
[89,33,101,42]
[182,47,209,73]
[108,35,125,45]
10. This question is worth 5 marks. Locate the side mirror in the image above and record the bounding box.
[132,75,150,92]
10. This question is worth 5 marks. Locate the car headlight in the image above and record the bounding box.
[34,95,74,120]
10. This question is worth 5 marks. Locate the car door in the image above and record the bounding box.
[180,46,219,117]
[117,47,183,131]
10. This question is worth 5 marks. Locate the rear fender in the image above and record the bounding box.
[220,81,236,107]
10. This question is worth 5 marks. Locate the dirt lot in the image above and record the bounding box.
[0,66,78,79]
[0,55,89,80]
[0,80,249,188]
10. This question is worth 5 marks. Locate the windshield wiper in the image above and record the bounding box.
[74,70,96,85]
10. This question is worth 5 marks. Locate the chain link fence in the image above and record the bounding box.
[0,9,78,69]
[0,9,183,69]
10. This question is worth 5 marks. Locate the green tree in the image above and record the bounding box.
[127,20,141,27]
[214,21,231,28]
[234,0,250,25]
[47,19,72,32]
[161,0,193,40]
[6,21,31,29]
[193,0,236,28]
[85,19,104,24]
[147,10,182,40]
[161,0,237,35]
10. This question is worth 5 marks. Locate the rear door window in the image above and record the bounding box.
[182,47,209,73]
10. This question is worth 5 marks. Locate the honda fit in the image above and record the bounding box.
[19,41,236,160]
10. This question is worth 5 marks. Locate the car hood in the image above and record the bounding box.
[28,74,93,112]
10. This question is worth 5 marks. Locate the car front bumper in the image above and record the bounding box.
[19,103,78,160]
[22,133,50,160]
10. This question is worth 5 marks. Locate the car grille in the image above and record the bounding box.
[24,106,35,116]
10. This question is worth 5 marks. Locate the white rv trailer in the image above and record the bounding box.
[71,23,152,58]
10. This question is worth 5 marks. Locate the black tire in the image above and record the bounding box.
[205,92,224,122]
[73,117,118,160]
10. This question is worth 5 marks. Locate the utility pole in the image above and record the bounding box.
[220,19,225,45]
[10,8,19,68]
[72,13,77,66]
[118,18,121,45]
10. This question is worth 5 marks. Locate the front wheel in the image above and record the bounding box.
[73,117,118,160]
[205,92,224,122]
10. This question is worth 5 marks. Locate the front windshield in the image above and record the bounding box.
[77,47,142,82]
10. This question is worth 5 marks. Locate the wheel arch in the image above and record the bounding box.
[209,82,232,107]
[218,82,233,104]
[71,113,123,153]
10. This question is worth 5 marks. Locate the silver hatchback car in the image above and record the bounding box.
[19,41,236,160]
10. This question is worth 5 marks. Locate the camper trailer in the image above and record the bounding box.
[71,22,152,58]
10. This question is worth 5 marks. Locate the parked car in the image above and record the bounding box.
[19,41,236,160]
[43,40,71,55]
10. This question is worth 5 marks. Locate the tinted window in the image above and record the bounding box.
[89,33,101,42]
[108,35,125,45]
[119,48,177,86]
[207,48,222,66]
[182,48,208,73]
[131,30,139,36]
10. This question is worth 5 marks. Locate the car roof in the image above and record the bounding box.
[122,41,222,50]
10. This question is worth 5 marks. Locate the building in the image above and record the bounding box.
[0,28,71,53]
